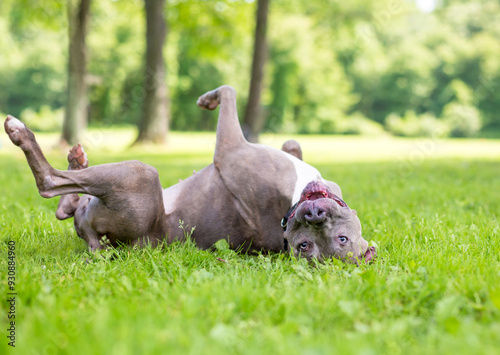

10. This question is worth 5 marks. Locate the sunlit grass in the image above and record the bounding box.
[0,129,499,354]
[2,127,500,163]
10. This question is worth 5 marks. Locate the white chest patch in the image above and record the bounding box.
[282,152,323,205]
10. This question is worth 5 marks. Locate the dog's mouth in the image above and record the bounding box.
[297,181,347,207]
[303,190,328,201]
[281,180,348,231]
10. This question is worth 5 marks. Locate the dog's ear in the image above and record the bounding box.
[363,246,377,263]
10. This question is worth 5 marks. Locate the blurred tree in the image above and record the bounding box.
[1,0,499,138]
[242,0,270,142]
[135,0,169,144]
[62,0,91,145]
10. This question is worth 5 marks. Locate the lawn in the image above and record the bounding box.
[1,128,500,355]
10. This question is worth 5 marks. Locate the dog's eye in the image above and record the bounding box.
[338,236,348,244]
[298,242,309,251]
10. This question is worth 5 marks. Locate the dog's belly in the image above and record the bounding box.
[161,144,329,252]
[162,164,249,248]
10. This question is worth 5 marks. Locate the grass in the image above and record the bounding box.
[1,129,500,354]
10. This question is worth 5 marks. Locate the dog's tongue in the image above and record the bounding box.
[287,181,348,221]
[299,180,348,207]
[305,190,328,201]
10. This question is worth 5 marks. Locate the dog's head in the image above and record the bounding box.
[282,180,376,263]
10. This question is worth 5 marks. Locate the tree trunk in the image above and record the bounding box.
[135,0,169,144]
[62,0,91,145]
[242,0,270,143]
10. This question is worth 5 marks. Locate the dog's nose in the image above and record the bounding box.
[304,205,327,225]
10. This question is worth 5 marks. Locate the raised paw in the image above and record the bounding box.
[4,115,33,147]
[281,140,303,161]
[67,143,89,170]
[196,90,220,111]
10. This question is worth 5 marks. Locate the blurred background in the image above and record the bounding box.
[0,0,499,145]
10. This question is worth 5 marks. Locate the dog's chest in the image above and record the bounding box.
[282,152,323,204]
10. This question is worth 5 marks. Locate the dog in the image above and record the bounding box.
[4,86,376,263]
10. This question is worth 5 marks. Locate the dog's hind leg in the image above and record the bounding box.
[4,115,154,199]
[5,115,167,247]
[56,144,88,220]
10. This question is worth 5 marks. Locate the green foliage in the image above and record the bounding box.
[265,13,358,135]
[385,79,483,138]
[21,105,64,132]
[386,111,449,138]
[86,0,145,125]
[0,0,499,136]
[0,63,65,118]
[1,133,500,353]
[336,113,386,136]
[442,102,482,137]
[170,42,225,131]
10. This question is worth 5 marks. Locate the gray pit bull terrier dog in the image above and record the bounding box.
[4,85,376,263]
